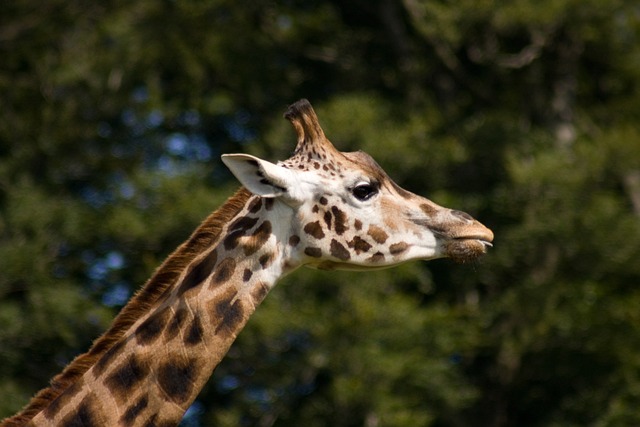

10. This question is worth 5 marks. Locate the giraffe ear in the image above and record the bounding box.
[221,154,296,198]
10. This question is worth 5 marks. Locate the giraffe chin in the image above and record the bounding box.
[444,238,492,263]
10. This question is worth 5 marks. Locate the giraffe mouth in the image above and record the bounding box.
[443,231,494,263]
[443,239,489,263]
[457,236,493,247]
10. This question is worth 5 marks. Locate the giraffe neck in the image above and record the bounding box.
[23,190,300,427]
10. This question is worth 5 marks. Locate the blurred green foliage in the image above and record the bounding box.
[1,0,639,426]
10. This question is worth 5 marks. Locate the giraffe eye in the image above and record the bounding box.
[352,182,378,201]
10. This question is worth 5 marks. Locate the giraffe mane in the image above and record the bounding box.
[2,188,252,427]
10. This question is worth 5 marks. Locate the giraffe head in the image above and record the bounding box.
[222,99,493,270]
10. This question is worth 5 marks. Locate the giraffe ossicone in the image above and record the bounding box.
[2,99,493,427]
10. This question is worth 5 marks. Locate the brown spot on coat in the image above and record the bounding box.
[44,378,84,419]
[304,247,322,258]
[389,242,409,255]
[247,197,263,213]
[224,217,259,250]
[178,250,218,295]
[135,307,170,345]
[368,252,385,263]
[367,225,389,244]
[323,211,332,230]
[211,258,236,286]
[348,236,372,254]
[105,355,149,403]
[331,206,348,235]
[212,291,246,337]
[60,395,100,427]
[420,203,438,216]
[94,339,126,376]
[229,215,260,233]
[265,198,275,210]
[319,196,328,205]
[289,235,300,246]
[304,221,325,239]
[330,239,351,261]
[185,316,204,346]
[251,282,270,304]
[143,414,178,427]
[157,358,197,404]
[244,221,272,256]
[121,395,149,426]
[223,229,244,251]
[243,268,253,282]
[354,219,363,231]
[259,253,275,269]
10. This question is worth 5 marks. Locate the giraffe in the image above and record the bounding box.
[2,99,493,427]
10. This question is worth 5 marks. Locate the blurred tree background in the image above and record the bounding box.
[1,0,639,426]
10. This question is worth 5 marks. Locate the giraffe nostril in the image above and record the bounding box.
[451,210,474,222]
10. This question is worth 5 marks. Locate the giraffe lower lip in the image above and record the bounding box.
[445,238,493,262]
